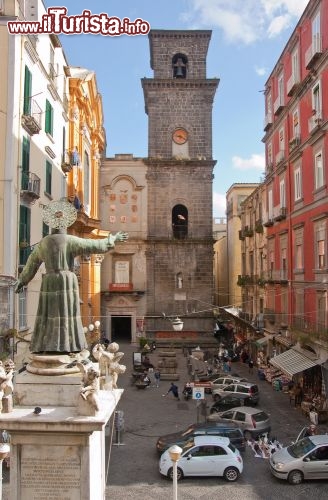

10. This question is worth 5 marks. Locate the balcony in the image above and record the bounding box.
[104,284,145,301]
[20,172,40,202]
[266,269,288,283]
[243,226,254,237]
[264,112,273,131]
[21,98,42,135]
[237,275,254,287]
[274,206,287,222]
[305,35,322,70]
[289,134,300,151]
[308,111,322,133]
[263,215,274,227]
[273,95,284,115]
[286,74,300,96]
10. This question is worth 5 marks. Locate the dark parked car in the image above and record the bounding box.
[156,422,246,454]
[210,394,255,414]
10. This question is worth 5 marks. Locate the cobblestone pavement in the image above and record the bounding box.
[104,342,328,499]
[3,342,328,499]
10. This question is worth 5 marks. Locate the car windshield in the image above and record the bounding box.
[181,425,196,437]
[181,438,196,453]
[252,412,268,422]
[287,437,316,458]
[228,443,236,453]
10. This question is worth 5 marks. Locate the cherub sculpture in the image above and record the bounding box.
[0,359,15,413]
[77,362,100,412]
[92,342,126,390]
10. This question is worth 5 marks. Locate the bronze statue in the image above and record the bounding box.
[15,200,128,354]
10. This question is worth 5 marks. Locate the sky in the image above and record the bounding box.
[44,0,309,218]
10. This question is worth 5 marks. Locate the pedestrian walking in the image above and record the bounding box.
[163,382,180,400]
[154,369,161,388]
[248,358,254,374]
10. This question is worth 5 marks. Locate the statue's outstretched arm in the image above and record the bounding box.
[14,247,42,293]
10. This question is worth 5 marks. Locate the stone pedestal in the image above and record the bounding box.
[0,379,123,500]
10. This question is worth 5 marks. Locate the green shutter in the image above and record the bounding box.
[21,137,30,190]
[19,205,31,265]
[23,66,32,115]
[45,99,53,135]
[46,160,52,195]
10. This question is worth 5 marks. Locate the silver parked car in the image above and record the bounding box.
[270,435,328,485]
[207,406,271,438]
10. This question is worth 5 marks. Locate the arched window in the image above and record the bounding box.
[172,204,188,239]
[172,53,188,79]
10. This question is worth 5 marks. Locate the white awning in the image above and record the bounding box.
[269,348,321,378]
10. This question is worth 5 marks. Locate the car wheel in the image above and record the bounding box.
[213,394,220,402]
[223,466,239,482]
[168,466,183,481]
[288,470,303,485]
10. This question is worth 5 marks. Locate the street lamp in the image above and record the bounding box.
[168,444,182,500]
[0,443,10,500]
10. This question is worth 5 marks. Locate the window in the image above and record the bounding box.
[278,73,284,105]
[315,225,326,270]
[268,189,273,219]
[312,82,321,116]
[19,205,31,265]
[234,411,246,422]
[318,240,325,269]
[296,244,303,270]
[314,151,324,189]
[291,47,299,82]
[280,178,286,208]
[21,137,30,190]
[317,292,327,333]
[83,150,90,213]
[18,288,27,330]
[172,53,188,78]
[292,108,300,138]
[45,99,53,135]
[23,65,32,115]
[172,204,188,239]
[312,10,321,51]
[279,127,285,151]
[294,167,302,201]
[45,160,52,195]
[281,248,287,280]
[267,142,273,167]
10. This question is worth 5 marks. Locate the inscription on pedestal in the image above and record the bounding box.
[20,445,81,500]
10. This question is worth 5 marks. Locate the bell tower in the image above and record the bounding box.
[142,30,219,334]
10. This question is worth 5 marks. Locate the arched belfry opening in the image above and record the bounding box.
[172,53,188,78]
[172,204,188,239]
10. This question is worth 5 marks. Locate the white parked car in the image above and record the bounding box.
[270,435,328,485]
[211,376,247,391]
[159,435,243,482]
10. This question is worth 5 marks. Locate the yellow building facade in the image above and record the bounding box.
[65,67,106,329]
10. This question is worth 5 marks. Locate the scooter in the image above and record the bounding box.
[182,385,192,400]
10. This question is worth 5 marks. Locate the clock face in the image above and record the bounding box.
[172,128,188,145]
